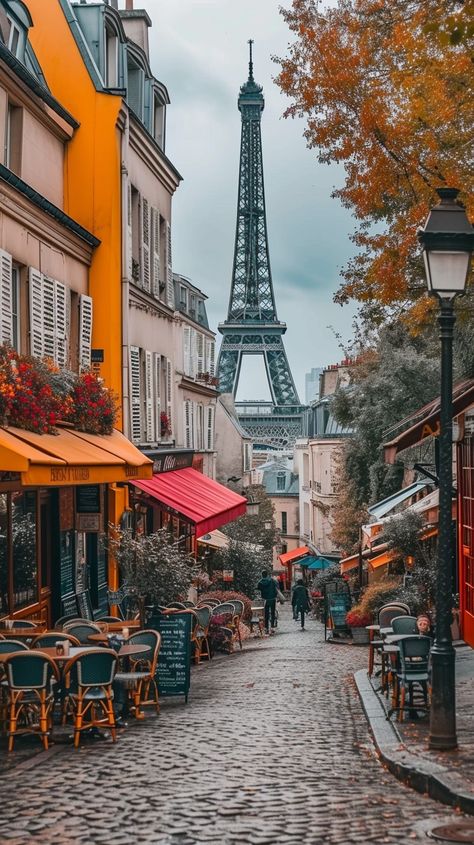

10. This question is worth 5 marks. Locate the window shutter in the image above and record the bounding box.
[196,403,203,450]
[206,339,216,377]
[196,333,204,376]
[141,197,151,292]
[129,345,142,443]
[54,280,70,368]
[183,325,191,377]
[127,183,133,280]
[154,353,161,441]
[190,329,197,379]
[144,350,154,441]
[40,275,55,361]
[166,221,174,308]
[151,206,160,299]
[183,400,191,449]
[79,295,93,371]
[29,267,44,359]
[0,249,13,345]
[206,404,215,451]
[166,357,173,432]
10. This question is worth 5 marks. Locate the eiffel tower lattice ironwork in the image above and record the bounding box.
[217,42,304,450]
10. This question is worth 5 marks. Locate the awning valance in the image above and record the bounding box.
[132,467,247,535]
[279,545,310,566]
[0,426,152,486]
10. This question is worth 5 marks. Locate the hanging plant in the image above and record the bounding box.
[68,371,118,435]
[160,411,171,437]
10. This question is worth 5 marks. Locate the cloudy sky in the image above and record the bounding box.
[145,0,356,402]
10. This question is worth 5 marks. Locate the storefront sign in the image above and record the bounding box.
[152,451,194,475]
[76,513,101,531]
[222,569,234,582]
[91,349,104,363]
[149,612,192,702]
[76,485,101,513]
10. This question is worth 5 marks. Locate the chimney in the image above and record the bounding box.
[125,0,133,8]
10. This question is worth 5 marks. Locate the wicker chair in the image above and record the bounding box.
[114,630,161,718]
[63,649,117,747]
[63,621,102,643]
[30,632,81,648]
[3,651,59,751]
[193,606,211,662]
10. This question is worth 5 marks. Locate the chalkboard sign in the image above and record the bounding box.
[329,594,351,630]
[76,485,101,513]
[76,590,94,621]
[62,593,78,617]
[324,582,352,641]
[150,612,192,702]
[60,531,74,597]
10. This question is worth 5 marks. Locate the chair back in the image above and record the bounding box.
[230,599,244,620]
[5,651,58,690]
[64,622,101,643]
[168,602,186,610]
[194,606,211,632]
[212,603,235,617]
[65,648,117,688]
[54,614,80,629]
[182,601,196,608]
[378,605,409,628]
[96,616,122,624]
[198,598,219,608]
[0,639,29,654]
[129,630,161,674]
[30,631,81,648]
[391,616,418,635]
[9,619,38,629]
[398,635,431,677]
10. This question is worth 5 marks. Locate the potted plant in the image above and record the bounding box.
[345,607,372,644]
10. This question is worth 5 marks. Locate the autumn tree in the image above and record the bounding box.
[276,0,474,325]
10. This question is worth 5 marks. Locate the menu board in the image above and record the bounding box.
[76,485,101,513]
[62,593,78,617]
[59,530,74,597]
[150,613,192,702]
[329,594,351,630]
[76,589,94,621]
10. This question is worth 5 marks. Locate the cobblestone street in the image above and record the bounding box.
[0,609,465,844]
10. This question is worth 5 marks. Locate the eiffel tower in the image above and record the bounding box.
[217,42,304,450]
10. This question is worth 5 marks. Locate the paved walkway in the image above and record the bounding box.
[0,609,465,844]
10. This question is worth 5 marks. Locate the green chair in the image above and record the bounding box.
[168,602,187,610]
[54,614,80,629]
[96,616,122,624]
[194,607,211,662]
[63,648,117,747]
[213,603,241,650]
[114,630,161,718]
[389,635,431,722]
[63,622,101,643]
[9,619,38,629]
[0,640,29,654]
[30,631,81,648]
[3,651,59,751]
[391,616,418,635]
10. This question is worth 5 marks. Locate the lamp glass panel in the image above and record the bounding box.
[425,251,470,296]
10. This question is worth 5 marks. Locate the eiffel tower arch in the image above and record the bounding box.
[217,43,304,450]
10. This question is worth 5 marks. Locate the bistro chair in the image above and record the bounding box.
[54,614,81,629]
[63,648,117,747]
[3,651,59,751]
[63,621,102,644]
[182,601,196,608]
[193,606,211,663]
[8,619,38,629]
[198,598,219,608]
[114,630,161,718]
[388,635,431,722]
[210,604,236,654]
[96,616,122,624]
[168,602,187,610]
[228,600,244,649]
[391,616,418,635]
[30,631,81,649]
[368,604,411,677]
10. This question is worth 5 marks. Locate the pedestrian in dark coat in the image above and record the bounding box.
[291,579,312,630]
[257,569,278,634]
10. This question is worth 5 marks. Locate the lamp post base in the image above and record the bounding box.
[428,645,457,751]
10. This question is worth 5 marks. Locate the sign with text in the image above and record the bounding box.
[76,485,101,513]
[151,451,194,475]
[150,612,191,702]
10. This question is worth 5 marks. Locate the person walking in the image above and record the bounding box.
[257,569,278,634]
[291,579,312,631]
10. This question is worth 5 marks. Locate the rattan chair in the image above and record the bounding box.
[388,635,431,722]
[193,606,211,662]
[63,648,117,747]
[3,651,59,751]
[30,631,81,649]
[63,621,101,643]
[114,630,161,718]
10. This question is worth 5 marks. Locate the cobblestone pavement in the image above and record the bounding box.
[0,609,465,844]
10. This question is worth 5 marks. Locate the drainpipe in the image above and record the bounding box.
[121,108,130,439]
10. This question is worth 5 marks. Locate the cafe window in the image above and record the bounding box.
[12,491,37,610]
[281,511,287,534]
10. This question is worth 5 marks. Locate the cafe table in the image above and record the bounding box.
[0,625,46,639]
[96,620,141,633]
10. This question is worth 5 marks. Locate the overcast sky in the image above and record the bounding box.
[144,0,356,402]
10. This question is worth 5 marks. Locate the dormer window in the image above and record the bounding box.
[8,20,20,57]
[127,54,144,120]
[179,286,187,309]
[277,473,286,491]
[105,22,118,88]
[153,93,165,149]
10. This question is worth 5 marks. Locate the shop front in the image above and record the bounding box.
[0,426,152,625]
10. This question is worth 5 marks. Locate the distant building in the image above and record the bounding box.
[256,457,299,570]
[215,394,253,492]
[305,367,323,405]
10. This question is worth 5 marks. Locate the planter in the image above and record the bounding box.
[351,626,370,645]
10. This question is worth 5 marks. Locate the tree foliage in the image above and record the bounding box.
[212,539,270,600]
[276,0,474,324]
[222,485,279,551]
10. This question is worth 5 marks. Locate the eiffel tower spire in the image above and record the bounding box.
[217,44,303,449]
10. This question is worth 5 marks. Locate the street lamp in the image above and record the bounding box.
[418,187,474,750]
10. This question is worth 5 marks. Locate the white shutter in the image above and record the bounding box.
[54,280,70,368]
[196,403,203,450]
[127,183,133,280]
[183,326,191,377]
[166,221,174,308]
[154,352,161,441]
[166,357,172,433]
[206,338,216,377]
[129,345,142,443]
[42,275,56,361]
[144,350,154,441]
[151,207,160,299]
[183,400,191,449]
[196,333,204,376]
[79,294,93,371]
[206,404,215,451]
[141,197,151,292]
[0,250,13,345]
[190,329,197,379]
[29,267,44,359]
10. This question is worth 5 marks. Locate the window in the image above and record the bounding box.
[277,473,286,492]
[29,268,70,366]
[127,55,144,120]
[0,251,19,350]
[105,23,118,87]
[180,286,187,309]
[12,491,37,611]
[153,94,165,149]
[281,512,287,533]
[8,20,20,57]
[130,186,140,283]
[243,442,252,472]
[5,102,22,174]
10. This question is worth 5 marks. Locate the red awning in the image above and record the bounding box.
[132,468,247,536]
[279,545,310,565]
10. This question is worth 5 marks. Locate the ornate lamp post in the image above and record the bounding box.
[418,187,474,750]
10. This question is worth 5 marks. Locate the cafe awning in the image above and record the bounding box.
[132,467,247,535]
[197,529,230,550]
[279,546,310,566]
[368,550,398,571]
[306,556,335,571]
[0,425,152,486]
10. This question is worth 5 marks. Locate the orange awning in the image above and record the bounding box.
[340,554,359,574]
[279,545,310,565]
[368,550,398,570]
[0,426,152,486]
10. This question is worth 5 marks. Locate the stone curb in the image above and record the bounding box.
[354,668,474,816]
